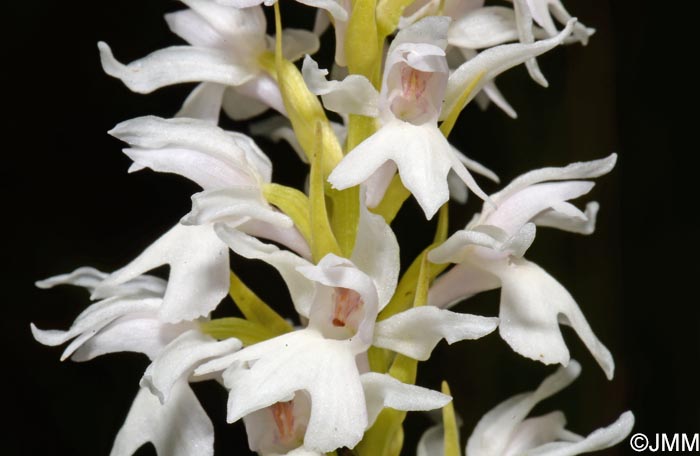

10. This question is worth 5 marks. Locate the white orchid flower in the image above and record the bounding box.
[99,116,310,323]
[31,267,193,361]
[327,17,491,219]
[98,0,318,122]
[31,267,242,456]
[194,203,494,453]
[194,250,452,453]
[417,362,633,456]
[428,154,617,378]
[466,361,634,456]
[327,18,581,218]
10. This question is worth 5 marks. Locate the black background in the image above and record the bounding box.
[6,0,698,454]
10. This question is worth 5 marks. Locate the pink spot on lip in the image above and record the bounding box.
[401,66,431,101]
[332,288,364,328]
[272,400,296,444]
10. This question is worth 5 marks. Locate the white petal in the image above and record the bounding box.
[222,86,270,120]
[448,7,521,49]
[361,372,451,427]
[45,268,167,301]
[523,411,634,456]
[281,29,321,62]
[429,228,506,264]
[71,315,196,362]
[177,82,226,122]
[532,201,599,235]
[214,225,315,318]
[180,0,267,45]
[302,56,379,116]
[297,0,348,22]
[124,146,255,191]
[374,306,498,360]
[219,330,365,452]
[452,146,500,183]
[448,170,469,203]
[98,42,255,94]
[112,116,269,188]
[239,219,312,260]
[233,74,288,117]
[141,330,242,403]
[488,259,614,378]
[110,382,213,456]
[364,161,397,208]
[182,187,292,228]
[313,9,330,35]
[466,362,581,456]
[390,16,450,55]
[331,2,350,66]
[443,20,575,119]
[525,0,557,35]
[428,262,501,309]
[96,224,230,323]
[490,154,616,206]
[445,143,491,203]
[398,0,440,29]
[329,121,453,219]
[285,448,323,456]
[503,411,569,455]
[31,296,161,359]
[165,9,226,48]
[417,424,444,456]
[526,0,593,45]
[482,81,518,118]
[484,181,595,237]
[35,266,108,293]
[351,201,400,310]
[249,116,309,163]
[512,0,548,86]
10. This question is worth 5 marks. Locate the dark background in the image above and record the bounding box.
[5,0,697,454]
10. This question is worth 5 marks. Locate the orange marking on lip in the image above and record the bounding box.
[272,400,295,443]
[401,67,430,101]
[332,288,363,328]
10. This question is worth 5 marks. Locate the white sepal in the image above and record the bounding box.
[95,223,230,323]
[99,42,255,94]
[351,202,400,311]
[361,372,451,427]
[110,381,213,456]
[141,330,242,403]
[214,225,315,318]
[523,411,634,456]
[443,20,575,119]
[374,306,498,360]
[302,56,379,116]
